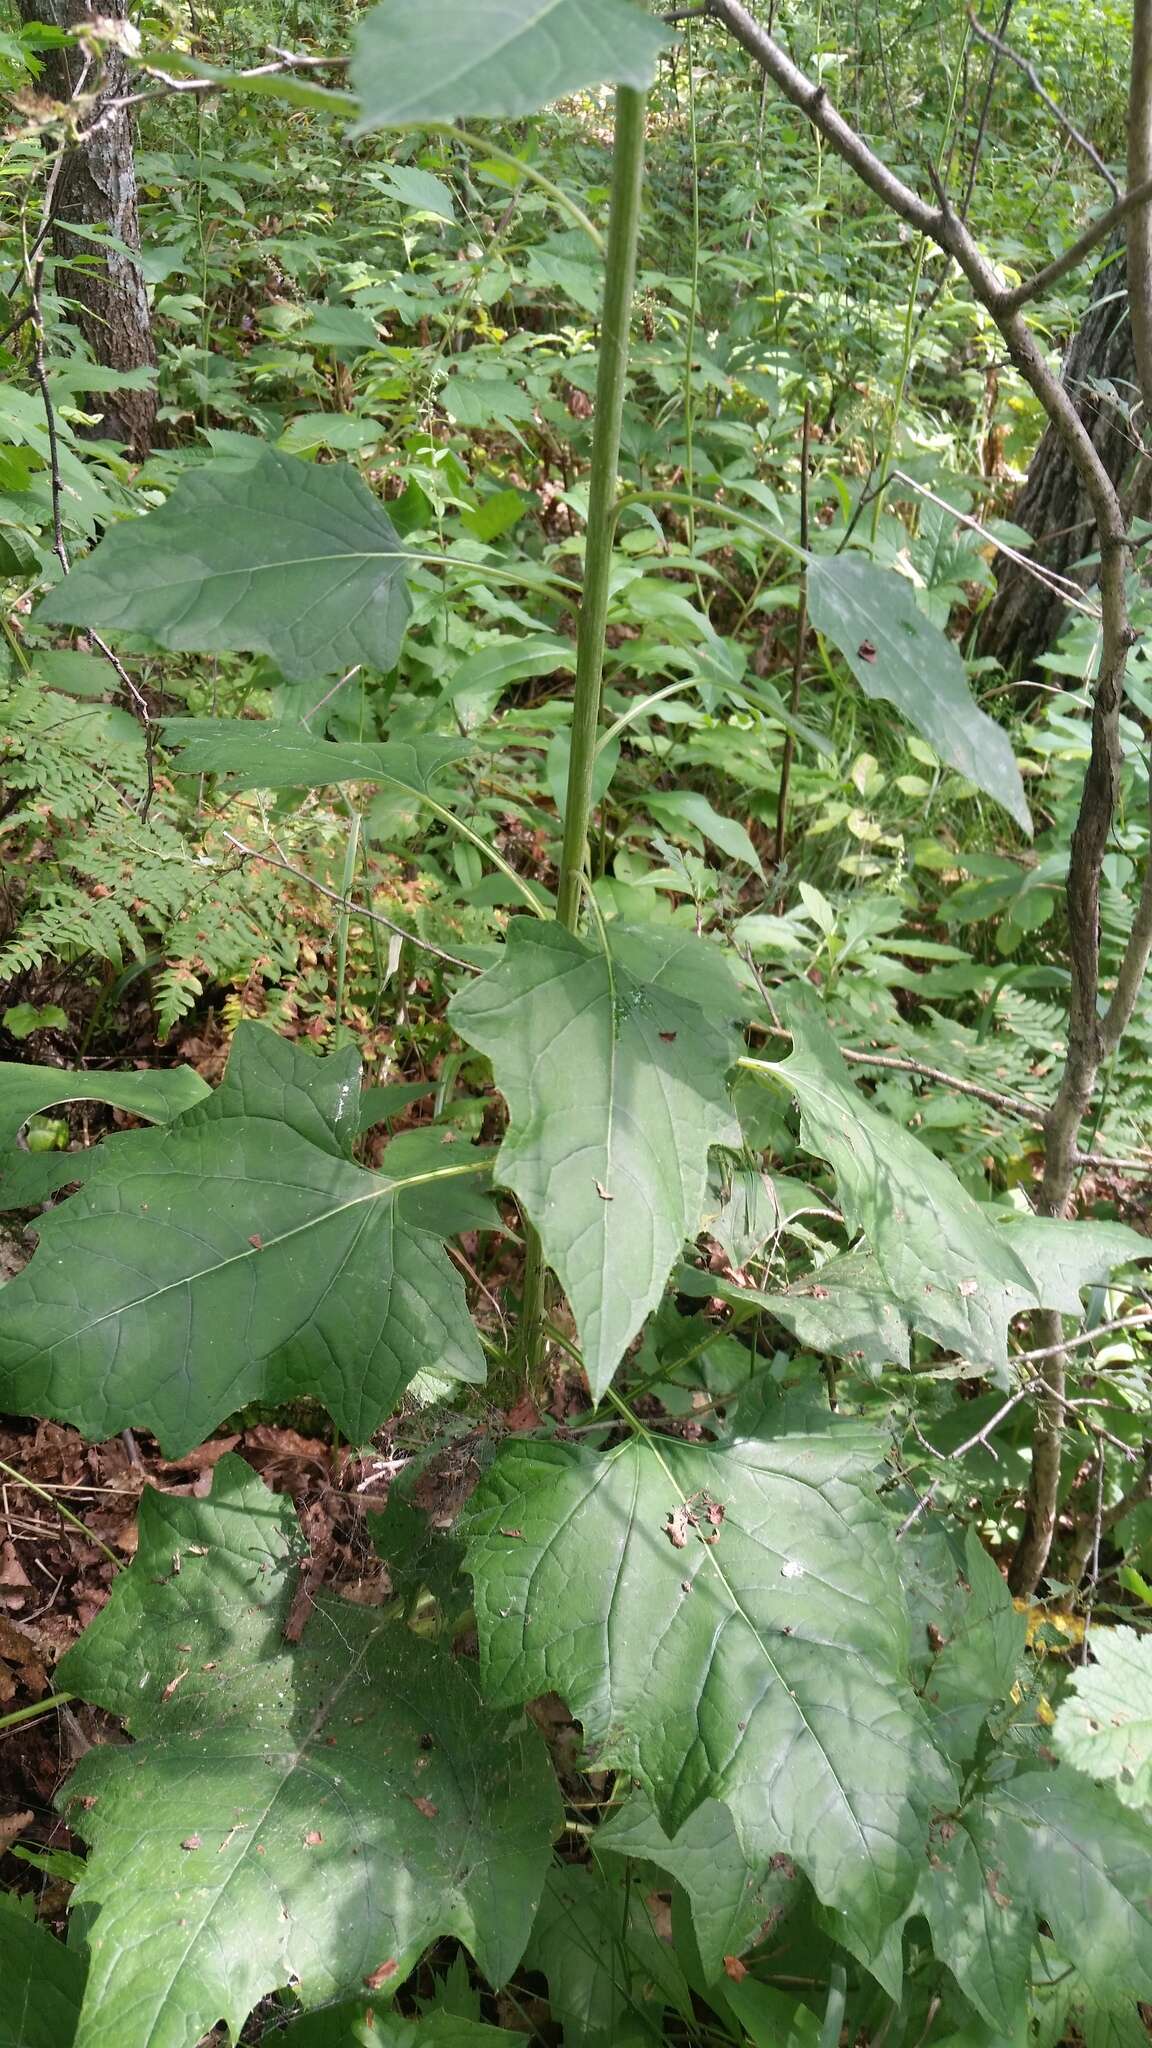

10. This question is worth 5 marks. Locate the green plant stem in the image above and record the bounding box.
[518,86,648,1383]
[426,124,605,254]
[681,26,704,604]
[819,1961,849,2048]
[0,1693,77,1737]
[332,808,362,1033]
[0,1454,121,1570]
[870,19,970,538]
[621,485,805,564]
[775,395,811,858]
[556,85,648,932]
[518,1226,548,1383]
[0,614,30,672]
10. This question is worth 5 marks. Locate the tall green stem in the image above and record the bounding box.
[519,84,648,1375]
[681,32,703,602]
[556,84,647,931]
[870,19,969,541]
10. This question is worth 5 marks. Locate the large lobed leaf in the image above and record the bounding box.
[0,1060,209,1212]
[760,1007,1150,1369]
[0,1893,84,2048]
[807,555,1031,832]
[38,450,412,681]
[57,1458,560,2048]
[756,1219,1149,1377]
[763,1002,1039,1366]
[161,720,465,796]
[272,2011,521,2047]
[465,1430,954,1948]
[914,1526,1028,1765]
[1054,1626,1152,1809]
[917,1767,1152,2033]
[596,1791,800,1981]
[524,1863,693,2047]
[350,0,670,130]
[450,920,741,1398]
[0,1026,483,1455]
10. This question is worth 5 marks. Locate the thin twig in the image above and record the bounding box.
[959,0,1014,220]
[1030,1374,1146,1462]
[838,1046,1150,1170]
[1129,8,1152,522]
[896,1360,1144,1540]
[300,666,362,727]
[775,397,810,858]
[1065,1440,1152,1590]
[1001,172,1152,312]
[839,1047,1045,1123]
[1012,1311,1152,1363]
[965,9,1119,195]
[951,1384,1039,1464]
[0,1456,121,1572]
[221,831,479,973]
[1081,1442,1106,1657]
[891,469,1102,615]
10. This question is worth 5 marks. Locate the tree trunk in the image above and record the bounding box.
[977,240,1148,674]
[20,0,157,457]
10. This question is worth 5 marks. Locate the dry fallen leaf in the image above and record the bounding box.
[0,1809,34,1854]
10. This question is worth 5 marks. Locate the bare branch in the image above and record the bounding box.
[965,8,1119,196]
[1065,1441,1152,1588]
[891,470,1101,615]
[1001,173,1152,312]
[705,0,1126,545]
[1127,4,1152,420]
[220,831,479,974]
[839,1048,1046,1124]
[1012,1312,1152,1363]
[959,0,1015,220]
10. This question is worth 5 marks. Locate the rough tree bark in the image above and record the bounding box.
[19,0,157,456]
[977,238,1147,674]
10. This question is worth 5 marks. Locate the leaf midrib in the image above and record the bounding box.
[34,1159,482,1349]
[97,1614,393,2048]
